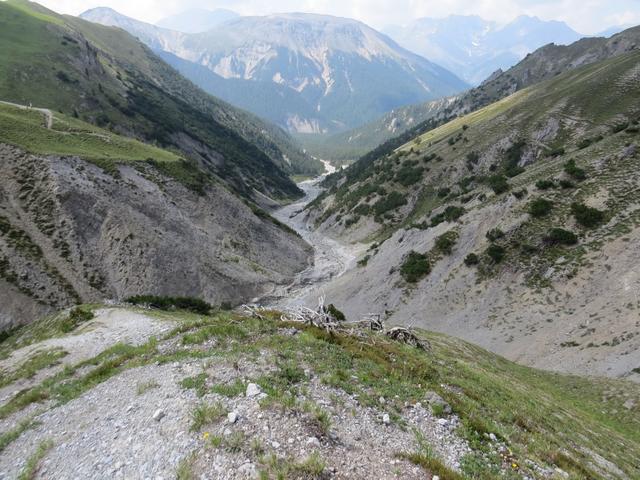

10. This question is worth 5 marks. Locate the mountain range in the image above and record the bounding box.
[384,15,584,85]
[79,8,469,134]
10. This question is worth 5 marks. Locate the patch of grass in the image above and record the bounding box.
[0,415,40,454]
[136,379,160,395]
[17,439,53,480]
[60,306,94,333]
[190,401,227,431]
[181,373,208,397]
[211,378,245,398]
[0,103,179,164]
[0,347,67,388]
[0,338,158,419]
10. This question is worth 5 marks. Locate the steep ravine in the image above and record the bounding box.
[260,161,367,309]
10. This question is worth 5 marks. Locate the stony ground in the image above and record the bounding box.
[0,308,473,480]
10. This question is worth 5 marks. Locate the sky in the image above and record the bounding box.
[37,0,640,34]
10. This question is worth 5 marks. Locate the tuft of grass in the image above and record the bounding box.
[260,452,326,479]
[176,453,197,480]
[136,379,160,395]
[397,430,463,480]
[190,402,227,432]
[302,400,332,437]
[18,439,54,480]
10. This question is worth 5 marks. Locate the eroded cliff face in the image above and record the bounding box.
[0,144,312,329]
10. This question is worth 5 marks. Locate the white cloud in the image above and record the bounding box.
[37,0,640,34]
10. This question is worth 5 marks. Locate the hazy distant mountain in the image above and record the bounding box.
[81,7,187,51]
[385,15,583,85]
[156,8,239,33]
[80,9,468,134]
[597,25,633,37]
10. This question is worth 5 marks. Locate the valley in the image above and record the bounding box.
[1,1,639,478]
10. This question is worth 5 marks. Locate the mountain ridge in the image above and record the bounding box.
[79,7,469,133]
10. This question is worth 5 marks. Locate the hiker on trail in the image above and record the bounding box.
[28,102,32,109]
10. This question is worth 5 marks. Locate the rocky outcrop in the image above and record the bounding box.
[0,145,312,329]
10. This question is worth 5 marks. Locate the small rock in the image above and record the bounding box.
[223,428,232,436]
[227,411,239,424]
[424,391,452,414]
[306,437,321,448]
[152,409,165,421]
[271,441,281,449]
[382,413,390,425]
[489,433,497,442]
[433,476,440,480]
[246,383,262,397]
[379,396,386,405]
[238,462,259,479]
[437,418,448,427]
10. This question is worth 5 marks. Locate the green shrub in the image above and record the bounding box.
[435,232,458,255]
[486,228,504,242]
[400,251,431,283]
[546,228,578,245]
[430,206,465,226]
[535,179,555,190]
[373,192,407,216]
[395,166,424,187]
[564,160,586,181]
[571,203,605,228]
[486,244,506,264]
[126,295,212,314]
[487,175,509,194]
[464,253,479,266]
[559,179,575,189]
[545,147,565,157]
[437,187,451,198]
[528,198,554,218]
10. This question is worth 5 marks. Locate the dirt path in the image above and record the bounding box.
[0,100,53,129]
[261,161,366,309]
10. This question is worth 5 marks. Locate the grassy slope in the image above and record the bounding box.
[0,103,179,163]
[0,306,638,479]
[0,0,305,200]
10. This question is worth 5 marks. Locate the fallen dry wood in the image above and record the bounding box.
[240,303,430,351]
